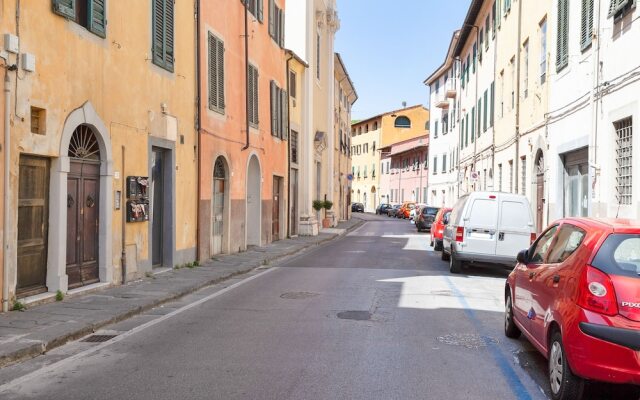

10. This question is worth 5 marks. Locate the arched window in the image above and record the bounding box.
[394,116,411,128]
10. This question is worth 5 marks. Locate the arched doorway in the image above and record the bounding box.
[212,157,228,255]
[246,155,261,247]
[66,125,101,288]
[535,150,545,233]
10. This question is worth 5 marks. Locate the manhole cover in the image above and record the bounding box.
[82,334,117,343]
[280,292,319,300]
[436,333,498,349]
[337,311,372,321]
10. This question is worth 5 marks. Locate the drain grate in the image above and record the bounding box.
[337,311,372,321]
[280,292,319,300]
[436,333,498,349]
[82,334,118,343]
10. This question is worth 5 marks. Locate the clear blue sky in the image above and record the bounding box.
[335,0,470,121]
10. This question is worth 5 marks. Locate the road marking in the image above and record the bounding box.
[0,267,279,394]
[344,250,366,253]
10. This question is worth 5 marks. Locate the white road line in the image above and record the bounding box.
[0,267,279,394]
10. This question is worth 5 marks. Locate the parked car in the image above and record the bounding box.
[387,204,402,217]
[399,202,416,219]
[376,203,393,215]
[351,202,364,213]
[409,203,427,223]
[430,208,452,250]
[442,192,535,273]
[415,206,440,232]
[505,218,640,399]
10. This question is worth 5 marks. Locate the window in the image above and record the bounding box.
[499,70,504,118]
[268,0,284,47]
[490,82,495,127]
[373,121,378,130]
[52,0,107,38]
[372,141,376,152]
[472,44,477,73]
[460,118,465,149]
[510,56,516,110]
[483,89,488,132]
[151,0,175,71]
[523,39,529,98]
[208,33,225,113]
[442,154,447,174]
[434,120,439,138]
[508,160,514,193]
[291,130,298,163]
[435,80,440,93]
[443,113,449,135]
[246,0,264,22]
[364,143,369,153]
[547,225,586,263]
[479,29,484,61]
[485,15,491,49]
[372,163,376,177]
[365,124,369,133]
[615,117,633,205]
[495,0,501,29]
[364,165,368,178]
[557,0,569,72]
[270,81,288,139]
[289,70,297,99]
[433,156,438,175]
[521,157,527,195]
[540,18,548,84]
[30,107,46,135]
[471,107,475,142]
[609,0,636,20]
[248,64,259,126]
[498,163,503,191]
[530,225,559,263]
[580,0,594,51]
[394,116,411,128]
[592,234,640,277]
[465,114,469,147]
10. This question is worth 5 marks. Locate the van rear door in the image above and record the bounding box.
[462,195,498,255]
[496,197,533,260]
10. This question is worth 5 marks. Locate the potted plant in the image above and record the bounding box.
[322,200,333,228]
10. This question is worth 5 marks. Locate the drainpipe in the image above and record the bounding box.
[241,1,250,151]
[590,0,602,216]
[514,0,523,193]
[286,53,293,237]
[195,0,202,257]
[121,146,126,284]
[3,69,11,312]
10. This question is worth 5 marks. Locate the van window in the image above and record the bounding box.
[467,199,497,228]
[592,234,640,278]
[547,224,586,264]
[499,200,530,230]
[450,196,468,225]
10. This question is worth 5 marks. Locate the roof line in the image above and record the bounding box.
[351,104,427,126]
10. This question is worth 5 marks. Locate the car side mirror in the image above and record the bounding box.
[516,250,528,264]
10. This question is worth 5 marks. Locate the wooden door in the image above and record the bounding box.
[212,178,225,255]
[66,161,100,288]
[151,149,165,266]
[17,156,49,297]
[536,176,544,233]
[272,177,281,241]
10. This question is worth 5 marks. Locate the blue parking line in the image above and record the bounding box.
[443,276,533,400]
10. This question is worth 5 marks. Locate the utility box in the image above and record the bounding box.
[21,53,35,72]
[3,34,19,54]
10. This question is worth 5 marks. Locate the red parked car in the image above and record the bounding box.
[505,218,640,400]
[430,207,452,251]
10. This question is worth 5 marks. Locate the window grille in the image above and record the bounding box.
[615,117,633,205]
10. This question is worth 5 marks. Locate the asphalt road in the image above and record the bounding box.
[0,214,637,399]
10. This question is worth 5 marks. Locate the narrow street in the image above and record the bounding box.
[0,215,635,400]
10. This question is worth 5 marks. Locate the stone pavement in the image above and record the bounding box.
[0,217,364,368]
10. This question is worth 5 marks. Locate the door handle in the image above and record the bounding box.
[529,271,536,279]
[553,275,561,283]
[499,232,505,241]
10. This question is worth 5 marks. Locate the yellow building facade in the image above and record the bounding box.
[0,1,197,309]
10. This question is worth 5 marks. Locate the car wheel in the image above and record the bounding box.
[441,249,450,261]
[504,291,521,339]
[434,240,443,252]
[549,331,584,400]
[449,253,462,274]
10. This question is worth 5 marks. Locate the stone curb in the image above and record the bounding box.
[0,218,365,368]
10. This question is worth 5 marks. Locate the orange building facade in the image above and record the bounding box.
[197,0,289,259]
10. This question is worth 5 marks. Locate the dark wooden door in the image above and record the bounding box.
[17,156,49,297]
[272,177,281,241]
[151,149,165,266]
[66,161,100,288]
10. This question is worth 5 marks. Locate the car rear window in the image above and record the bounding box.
[592,234,640,278]
[422,207,439,216]
[499,200,530,230]
[468,199,497,228]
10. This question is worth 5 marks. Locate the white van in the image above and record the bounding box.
[442,192,535,273]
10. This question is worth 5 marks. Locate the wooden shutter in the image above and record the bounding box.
[53,0,76,19]
[581,0,594,50]
[490,82,495,127]
[248,66,254,125]
[282,90,289,140]
[270,81,277,135]
[165,0,174,70]
[496,0,501,28]
[209,34,226,111]
[269,0,275,38]
[279,8,285,47]
[483,89,488,132]
[152,0,174,72]
[556,0,569,71]
[217,38,225,110]
[88,0,106,37]
[257,0,264,23]
[609,0,632,17]
[252,67,259,124]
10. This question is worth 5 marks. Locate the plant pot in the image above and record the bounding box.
[322,218,331,228]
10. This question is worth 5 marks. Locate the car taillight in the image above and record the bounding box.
[577,265,619,317]
[530,232,537,244]
[455,227,464,242]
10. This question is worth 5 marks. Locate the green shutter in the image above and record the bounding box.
[279,8,285,47]
[581,0,594,50]
[496,0,502,28]
[208,34,224,112]
[483,90,488,132]
[253,67,259,125]
[257,0,264,23]
[268,0,275,38]
[282,90,289,140]
[465,114,469,147]
[88,0,106,37]
[152,0,174,72]
[217,38,225,109]
[460,119,464,149]
[490,82,495,127]
[556,0,569,71]
[53,0,76,19]
[609,0,633,17]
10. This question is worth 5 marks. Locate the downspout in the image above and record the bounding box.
[472,25,479,191]
[514,0,523,193]
[3,69,11,312]
[195,0,202,258]
[286,54,293,237]
[242,1,250,151]
[121,146,126,284]
[590,0,602,216]
[492,11,498,191]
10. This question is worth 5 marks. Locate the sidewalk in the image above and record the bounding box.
[0,217,364,368]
